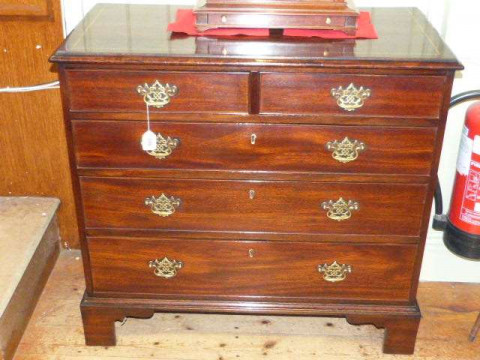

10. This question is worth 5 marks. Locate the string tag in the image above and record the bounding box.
[141,104,157,151]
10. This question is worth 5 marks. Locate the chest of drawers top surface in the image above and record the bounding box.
[51,4,461,70]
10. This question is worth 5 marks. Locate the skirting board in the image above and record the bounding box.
[420,234,480,283]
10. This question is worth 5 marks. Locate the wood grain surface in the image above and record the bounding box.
[73,121,437,176]
[87,237,417,302]
[260,73,446,118]
[80,177,428,236]
[49,5,463,71]
[0,0,52,18]
[0,216,59,360]
[66,70,249,114]
[0,0,78,248]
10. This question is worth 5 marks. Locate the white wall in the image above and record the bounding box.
[420,1,480,283]
[61,0,480,282]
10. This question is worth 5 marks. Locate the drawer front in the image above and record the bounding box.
[73,121,437,176]
[260,73,445,118]
[88,237,417,302]
[66,70,249,113]
[206,13,348,28]
[81,178,427,236]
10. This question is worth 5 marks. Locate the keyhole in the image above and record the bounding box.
[251,134,257,145]
[248,249,255,258]
[249,190,256,200]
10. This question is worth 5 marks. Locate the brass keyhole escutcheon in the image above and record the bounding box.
[248,249,255,258]
[326,17,332,25]
[249,189,256,200]
[251,134,257,145]
[221,15,227,23]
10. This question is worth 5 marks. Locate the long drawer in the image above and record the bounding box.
[65,70,249,114]
[80,177,428,236]
[88,237,417,302]
[260,73,445,118]
[73,121,437,176]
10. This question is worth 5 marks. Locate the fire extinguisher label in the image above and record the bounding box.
[473,135,480,155]
[460,162,480,225]
[456,126,473,176]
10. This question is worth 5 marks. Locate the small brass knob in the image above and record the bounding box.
[221,15,227,23]
[326,17,332,25]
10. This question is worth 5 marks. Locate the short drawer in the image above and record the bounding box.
[260,73,446,118]
[204,13,348,28]
[88,237,417,302]
[65,70,249,114]
[73,121,437,176]
[81,178,428,236]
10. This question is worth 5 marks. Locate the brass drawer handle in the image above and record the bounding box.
[318,261,352,282]
[149,257,183,278]
[321,198,359,221]
[137,80,178,108]
[326,137,366,163]
[146,133,180,160]
[145,194,181,217]
[331,83,371,112]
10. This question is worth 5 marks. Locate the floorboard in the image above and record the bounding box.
[14,251,480,360]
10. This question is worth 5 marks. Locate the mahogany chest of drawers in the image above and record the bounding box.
[51,4,462,355]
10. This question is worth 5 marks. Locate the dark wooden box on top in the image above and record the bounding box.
[194,0,360,34]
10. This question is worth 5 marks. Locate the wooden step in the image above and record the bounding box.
[0,197,60,360]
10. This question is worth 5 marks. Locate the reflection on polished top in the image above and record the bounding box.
[52,4,461,69]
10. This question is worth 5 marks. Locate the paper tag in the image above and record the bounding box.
[141,130,157,151]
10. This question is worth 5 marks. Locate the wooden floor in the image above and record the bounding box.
[15,250,480,360]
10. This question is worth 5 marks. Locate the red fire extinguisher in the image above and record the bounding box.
[433,90,480,260]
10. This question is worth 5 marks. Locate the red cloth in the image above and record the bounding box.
[168,9,377,39]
